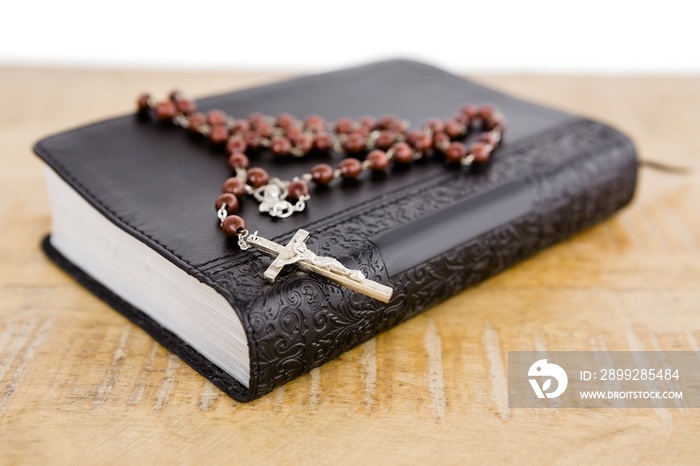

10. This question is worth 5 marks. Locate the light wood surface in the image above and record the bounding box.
[1,67,699,465]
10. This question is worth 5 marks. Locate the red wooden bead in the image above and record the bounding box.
[221,215,246,237]
[209,124,229,144]
[247,167,269,188]
[247,112,266,127]
[469,142,491,163]
[343,132,366,153]
[413,133,433,152]
[276,113,296,128]
[478,132,500,146]
[227,152,250,171]
[445,142,467,164]
[359,115,376,131]
[231,119,250,133]
[392,142,414,164]
[226,137,247,154]
[304,115,326,132]
[375,130,396,150]
[367,150,389,171]
[215,193,238,212]
[339,158,363,179]
[176,99,196,114]
[255,122,273,138]
[377,115,401,131]
[311,163,334,185]
[207,110,227,126]
[285,125,302,140]
[424,117,444,134]
[271,137,292,156]
[222,177,247,197]
[243,131,261,148]
[444,119,465,139]
[334,117,355,134]
[292,133,314,154]
[287,180,309,200]
[485,116,506,131]
[461,104,478,119]
[405,129,423,146]
[137,93,151,112]
[187,112,207,132]
[169,90,183,102]
[433,132,451,151]
[155,101,176,120]
[478,104,495,121]
[313,132,334,151]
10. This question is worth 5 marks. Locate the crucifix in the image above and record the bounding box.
[244,229,394,303]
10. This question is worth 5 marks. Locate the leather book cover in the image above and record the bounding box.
[34,59,638,402]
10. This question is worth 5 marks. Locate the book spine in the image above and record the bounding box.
[217,118,637,401]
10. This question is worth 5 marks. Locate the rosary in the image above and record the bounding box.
[136,91,507,303]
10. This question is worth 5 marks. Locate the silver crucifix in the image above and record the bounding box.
[243,229,393,303]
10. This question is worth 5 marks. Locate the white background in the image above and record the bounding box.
[3,0,699,74]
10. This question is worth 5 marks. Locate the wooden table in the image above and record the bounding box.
[1,68,699,465]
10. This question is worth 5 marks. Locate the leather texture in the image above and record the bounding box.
[34,60,638,402]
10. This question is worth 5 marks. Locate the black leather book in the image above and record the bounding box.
[35,60,638,402]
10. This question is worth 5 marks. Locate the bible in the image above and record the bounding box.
[35,59,638,402]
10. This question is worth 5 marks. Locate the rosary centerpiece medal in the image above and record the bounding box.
[137,91,507,303]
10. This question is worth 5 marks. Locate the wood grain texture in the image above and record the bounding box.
[1,67,699,465]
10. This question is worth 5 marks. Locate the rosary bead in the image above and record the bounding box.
[243,131,261,148]
[285,125,302,140]
[413,133,433,152]
[231,119,250,133]
[222,177,247,197]
[226,137,247,154]
[377,115,401,131]
[375,130,396,150]
[359,116,376,131]
[287,180,309,200]
[247,112,266,128]
[478,104,495,121]
[169,90,183,102]
[209,125,229,144]
[276,113,296,129]
[304,115,326,132]
[478,132,500,147]
[469,142,491,163]
[367,150,389,171]
[221,215,246,237]
[271,136,292,156]
[334,118,355,134]
[392,142,414,164]
[445,141,467,164]
[176,99,196,114]
[433,132,451,152]
[343,132,367,153]
[485,116,506,131]
[424,117,445,134]
[254,122,273,139]
[292,133,314,154]
[207,110,227,126]
[460,104,478,120]
[187,112,207,132]
[155,101,176,121]
[215,193,239,213]
[339,158,362,179]
[247,167,270,188]
[311,163,334,185]
[137,93,151,112]
[313,131,334,151]
[227,152,250,171]
[406,129,423,146]
[444,119,465,139]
